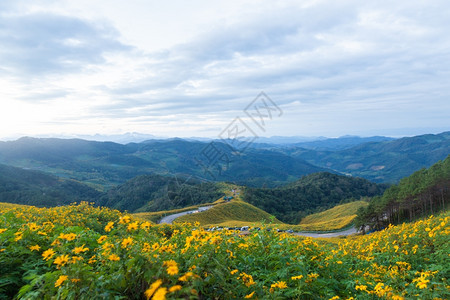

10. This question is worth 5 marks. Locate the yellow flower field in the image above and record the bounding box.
[0,202,448,299]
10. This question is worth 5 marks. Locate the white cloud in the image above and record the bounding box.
[0,0,449,139]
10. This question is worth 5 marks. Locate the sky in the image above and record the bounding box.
[0,0,449,141]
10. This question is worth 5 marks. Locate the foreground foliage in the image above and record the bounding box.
[0,202,448,299]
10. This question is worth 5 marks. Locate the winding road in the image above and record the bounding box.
[158,205,359,237]
[158,206,213,224]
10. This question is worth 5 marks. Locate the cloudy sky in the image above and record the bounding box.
[0,0,449,140]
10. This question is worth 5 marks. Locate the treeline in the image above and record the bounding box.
[243,172,387,224]
[355,155,450,231]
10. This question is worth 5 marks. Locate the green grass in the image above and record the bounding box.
[174,200,282,226]
[296,201,368,231]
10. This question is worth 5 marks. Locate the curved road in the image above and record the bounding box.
[293,227,357,238]
[158,206,213,224]
[158,206,359,237]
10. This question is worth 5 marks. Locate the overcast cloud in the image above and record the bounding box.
[0,0,449,139]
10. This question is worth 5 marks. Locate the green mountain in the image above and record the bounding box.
[0,164,101,207]
[243,172,388,224]
[0,137,328,188]
[279,131,450,183]
[355,155,450,231]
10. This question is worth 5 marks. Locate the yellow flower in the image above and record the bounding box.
[244,291,255,298]
[97,235,107,243]
[14,232,23,241]
[71,256,84,264]
[239,272,256,287]
[29,245,41,252]
[58,233,77,241]
[163,260,179,275]
[141,221,152,230]
[88,255,97,264]
[329,296,340,300]
[230,269,238,275]
[145,279,162,299]
[102,242,114,251]
[72,245,89,254]
[55,275,68,288]
[54,254,70,267]
[119,216,131,224]
[104,221,114,232]
[28,223,39,231]
[168,285,182,293]
[178,272,194,282]
[416,278,429,289]
[108,254,120,261]
[127,221,139,231]
[121,237,133,249]
[291,275,303,280]
[0,229,7,234]
[355,285,367,291]
[270,281,287,289]
[42,248,55,260]
[152,287,167,300]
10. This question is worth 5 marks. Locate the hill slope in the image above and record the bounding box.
[297,201,368,231]
[0,164,101,207]
[175,200,281,226]
[244,172,387,224]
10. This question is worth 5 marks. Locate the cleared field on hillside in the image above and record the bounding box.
[296,201,368,231]
[175,200,282,226]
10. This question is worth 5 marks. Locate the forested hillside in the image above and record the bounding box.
[98,175,224,212]
[243,172,387,224]
[0,164,101,207]
[355,155,450,231]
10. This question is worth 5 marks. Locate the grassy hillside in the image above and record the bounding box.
[297,201,368,231]
[1,202,448,299]
[175,200,281,226]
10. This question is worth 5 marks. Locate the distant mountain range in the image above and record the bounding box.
[277,131,450,183]
[0,137,328,188]
[0,131,448,189]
